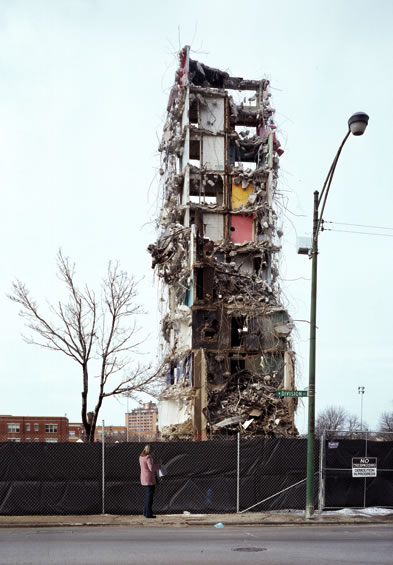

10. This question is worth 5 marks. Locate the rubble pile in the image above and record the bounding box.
[213,261,279,305]
[208,369,297,438]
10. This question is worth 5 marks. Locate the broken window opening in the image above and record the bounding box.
[230,358,246,374]
[195,268,204,300]
[204,196,218,204]
[189,98,198,125]
[231,315,247,347]
[254,256,262,275]
[231,90,260,108]
[202,173,224,196]
[261,251,271,282]
[212,251,225,264]
[230,133,268,168]
[234,254,254,275]
[190,139,200,162]
[189,173,224,204]
[168,367,175,385]
[203,240,214,260]
[201,317,219,340]
[234,125,257,137]
[262,352,286,381]
[189,173,224,205]
[189,59,228,89]
[233,160,257,171]
[190,195,218,205]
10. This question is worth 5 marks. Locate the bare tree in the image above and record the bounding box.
[316,405,370,439]
[346,413,367,438]
[9,250,162,442]
[378,410,393,434]
[315,405,348,438]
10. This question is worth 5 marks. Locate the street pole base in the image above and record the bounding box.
[305,504,314,520]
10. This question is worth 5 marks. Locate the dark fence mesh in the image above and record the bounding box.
[0,442,102,515]
[0,437,317,516]
[238,438,317,512]
[322,431,393,509]
[105,439,238,515]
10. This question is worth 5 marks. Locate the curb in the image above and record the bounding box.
[1,518,393,529]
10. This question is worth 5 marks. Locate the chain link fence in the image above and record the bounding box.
[320,430,393,510]
[4,432,392,516]
[0,436,313,516]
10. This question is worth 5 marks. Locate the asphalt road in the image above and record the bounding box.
[0,525,392,565]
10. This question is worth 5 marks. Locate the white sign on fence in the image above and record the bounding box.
[352,457,377,477]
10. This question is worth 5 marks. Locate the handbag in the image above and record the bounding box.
[158,463,168,478]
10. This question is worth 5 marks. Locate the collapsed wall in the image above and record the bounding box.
[148,47,298,440]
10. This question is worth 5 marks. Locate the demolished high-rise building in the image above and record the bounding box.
[148,47,297,440]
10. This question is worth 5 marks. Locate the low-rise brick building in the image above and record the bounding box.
[0,415,69,442]
[68,422,84,442]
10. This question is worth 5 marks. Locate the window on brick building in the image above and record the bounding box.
[8,424,20,433]
[34,424,39,431]
[7,438,21,442]
[45,424,58,433]
[26,423,30,431]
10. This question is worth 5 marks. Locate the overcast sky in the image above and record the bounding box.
[1,0,392,434]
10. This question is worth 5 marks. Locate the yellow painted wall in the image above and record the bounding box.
[232,181,253,209]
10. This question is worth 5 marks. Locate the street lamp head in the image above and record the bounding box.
[348,112,369,136]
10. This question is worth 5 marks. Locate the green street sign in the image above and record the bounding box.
[276,390,308,398]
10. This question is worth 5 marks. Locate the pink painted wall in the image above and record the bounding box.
[231,215,254,244]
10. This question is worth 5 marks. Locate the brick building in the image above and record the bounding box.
[126,402,158,441]
[94,425,127,442]
[0,415,69,442]
[68,422,84,443]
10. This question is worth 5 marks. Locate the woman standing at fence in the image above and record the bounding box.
[139,444,161,518]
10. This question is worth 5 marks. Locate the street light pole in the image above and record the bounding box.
[305,190,319,518]
[305,112,369,520]
[358,386,365,431]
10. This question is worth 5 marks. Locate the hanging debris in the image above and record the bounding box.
[149,47,298,440]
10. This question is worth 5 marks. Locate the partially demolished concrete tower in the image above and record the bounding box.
[149,47,297,440]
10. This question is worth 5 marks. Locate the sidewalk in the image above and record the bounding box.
[1,509,393,528]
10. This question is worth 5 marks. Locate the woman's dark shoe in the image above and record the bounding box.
[145,515,156,519]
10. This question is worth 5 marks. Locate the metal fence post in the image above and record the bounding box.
[236,432,240,513]
[102,419,105,515]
